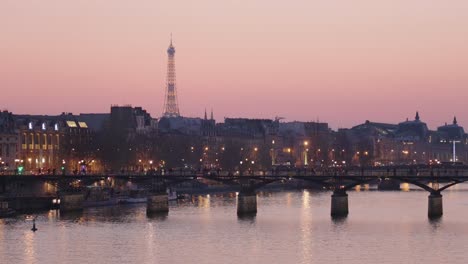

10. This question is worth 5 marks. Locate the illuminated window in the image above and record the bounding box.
[66,121,77,127]
[28,122,33,130]
[78,122,88,128]
[42,123,46,130]
[54,124,59,131]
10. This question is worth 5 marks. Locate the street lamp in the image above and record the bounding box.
[303,141,309,166]
[451,140,461,163]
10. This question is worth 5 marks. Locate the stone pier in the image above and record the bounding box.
[428,192,443,218]
[237,192,257,215]
[331,190,349,217]
[60,193,84,212]
[147,193,169,214]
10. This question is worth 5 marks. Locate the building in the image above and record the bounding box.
[14,113,92,173]
[338,112,468,166]
[0,111,18,172]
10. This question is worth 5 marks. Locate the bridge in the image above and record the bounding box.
[1,165,468,219]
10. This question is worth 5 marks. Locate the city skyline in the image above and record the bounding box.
[1,0,468,129]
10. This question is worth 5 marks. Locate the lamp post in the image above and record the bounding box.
[303,141,309,166]
[451,140,461,163]
[270,140,276,166]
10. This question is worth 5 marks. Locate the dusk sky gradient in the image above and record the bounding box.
[1,0,467,129]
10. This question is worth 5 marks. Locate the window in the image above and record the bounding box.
[28,122,33,130]
[66,121,77,127]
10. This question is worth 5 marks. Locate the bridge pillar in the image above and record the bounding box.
[147,193,169,215]
[237,192,257,216]
[60,193,84,212]
[331,190,348,217]
[428,192,443,218]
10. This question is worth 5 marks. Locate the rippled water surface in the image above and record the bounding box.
[2,185,468,264]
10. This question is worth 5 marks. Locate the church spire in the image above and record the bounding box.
[210,108,214,120]
[204,108,207,120]
[415,111,420,121]
[453,116,458,125]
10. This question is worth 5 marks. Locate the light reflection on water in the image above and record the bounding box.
[2,186,468,264]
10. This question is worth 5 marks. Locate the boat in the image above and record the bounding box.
[168,188,178,201]
[0,208,15,218]
[0,201,15,218]
[83,186,118,207]
[118,189,148,204]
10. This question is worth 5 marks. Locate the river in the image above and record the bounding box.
[1,184,468,264]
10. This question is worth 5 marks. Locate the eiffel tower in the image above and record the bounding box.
[163,36,180,117]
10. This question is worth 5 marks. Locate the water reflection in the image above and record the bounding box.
[2,188,468,264]
[428,216,443,232]
[57,210,84,222]
[24,227,35,264]
[300,190,312,264]
[331,215,348,226]
[237,214,256,224]
[197,195,211,209]
[147,212,168,221]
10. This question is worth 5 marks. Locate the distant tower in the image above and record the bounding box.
[163,35,180,118]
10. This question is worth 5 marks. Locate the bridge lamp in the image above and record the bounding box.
[254,147,258,152]
[304,141,309,146]
[149,160,153,165]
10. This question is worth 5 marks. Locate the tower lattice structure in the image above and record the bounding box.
[163,37,180,118]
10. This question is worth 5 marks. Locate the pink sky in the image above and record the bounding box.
[1,0,467,129]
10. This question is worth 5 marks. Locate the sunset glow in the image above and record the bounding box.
[1,0,467,128]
